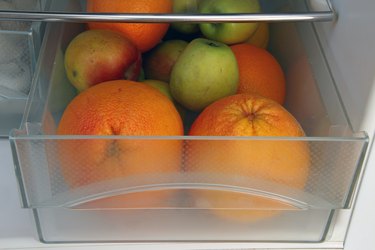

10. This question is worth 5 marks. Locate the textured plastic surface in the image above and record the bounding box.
[34,208,332,243]
[0,0,49,136]
[0,26,39,135]
[12,133,366,211]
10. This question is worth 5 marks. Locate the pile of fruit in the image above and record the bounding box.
[57,0,310,222]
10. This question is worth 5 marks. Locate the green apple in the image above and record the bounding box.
[199,0,261,45]
[171,0,199,34]
[137,67,145,82]
[170,38,239,111]
[143,39,188,83]
[143,79,174,100]
[143,79,187,121]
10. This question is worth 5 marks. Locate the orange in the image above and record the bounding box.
[187,94,310,222]
[57,80,183,208]
[230,43,286,104]
[86,0,173,52]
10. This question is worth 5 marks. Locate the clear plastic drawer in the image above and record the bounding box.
[0,0,49,136]
[8,0,369,244]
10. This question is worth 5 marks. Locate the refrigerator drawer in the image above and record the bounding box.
[8,0,369,244]
[0,0,49,136]
[0,23,43,136]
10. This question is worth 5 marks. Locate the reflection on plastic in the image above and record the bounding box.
[55,138,183,209]
[44,136,311,223]
[185,139,310,222]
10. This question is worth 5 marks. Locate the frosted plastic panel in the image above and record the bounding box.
[11,132,366,210]
[0,26,41,135]
[34,208,332,242]
[0,0,49,135]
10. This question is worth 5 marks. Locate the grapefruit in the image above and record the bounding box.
[57,80,184,208]
[187,94,310,222]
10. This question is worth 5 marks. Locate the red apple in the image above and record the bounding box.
[143,39,188,83]
[64,29,142,92]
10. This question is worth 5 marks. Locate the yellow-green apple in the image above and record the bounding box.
[137,68,145,81]
[171,0,199,34]
[244,22,270,48]
[198,0,261,45]
[143,39,188,83]
[170,38,239,111]
[143,79,174,100]
[64,29,142,92]
[143,79,187,122]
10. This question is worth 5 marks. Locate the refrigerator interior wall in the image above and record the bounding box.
[312,0,375,249]
[314,0,375,132]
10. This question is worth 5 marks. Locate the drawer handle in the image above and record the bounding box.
[0,5,335,23]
